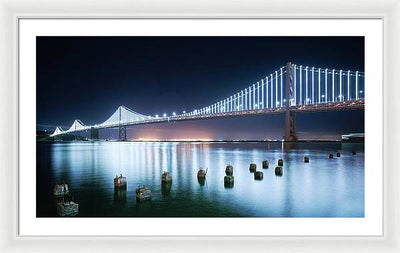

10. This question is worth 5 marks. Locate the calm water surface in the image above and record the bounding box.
[37,141,364,217]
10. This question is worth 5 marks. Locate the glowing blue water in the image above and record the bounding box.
[37,141,364,217]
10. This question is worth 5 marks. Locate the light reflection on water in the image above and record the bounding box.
[36,141,364,217]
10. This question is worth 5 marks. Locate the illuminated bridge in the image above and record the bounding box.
[51,62,365,141]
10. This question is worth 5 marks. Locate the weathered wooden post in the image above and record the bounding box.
[254,171,264,180]
[249,163,257,172]
[114,174,127,188]
[161,171,172,183]
[275,166,283,176]
[136,185,151,202]
[197,167,208,179]
[225,165,233,176]
[224,175,234,188]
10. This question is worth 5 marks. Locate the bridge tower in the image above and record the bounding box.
[119,126,127,141]
[284,62,298,142]
[90,127,99,140]
[118,106,127,141]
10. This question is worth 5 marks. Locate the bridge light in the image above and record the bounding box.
[163,113,167,117]
[155,114,159,118]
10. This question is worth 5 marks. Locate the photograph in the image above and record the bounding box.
[36,36,365,218]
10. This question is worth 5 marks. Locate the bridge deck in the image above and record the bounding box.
[53,100,364,136]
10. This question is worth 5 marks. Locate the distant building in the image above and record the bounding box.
[341,133,364,142]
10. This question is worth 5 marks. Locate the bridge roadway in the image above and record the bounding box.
[59,99,364,135]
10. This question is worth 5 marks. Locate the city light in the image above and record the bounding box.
[172,112,176,116]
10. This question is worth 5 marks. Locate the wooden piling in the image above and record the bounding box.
[114,174,127,189]
[249,163,257,172]
[254,171,264,180]
[197,168,208,179]
[136,185,151,202]
[225,165,233,176]
[161,171,172,183]
[275,166,283,176]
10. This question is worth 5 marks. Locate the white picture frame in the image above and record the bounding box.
[0,0,399,252]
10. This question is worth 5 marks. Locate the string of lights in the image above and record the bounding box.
[51,63,365,137]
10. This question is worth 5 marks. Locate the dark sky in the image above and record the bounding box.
[37,36,364,140]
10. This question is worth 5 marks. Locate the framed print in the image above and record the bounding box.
[0,0,399,252]
[19,19,382,237]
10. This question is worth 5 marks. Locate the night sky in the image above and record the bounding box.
[37,36,364,140]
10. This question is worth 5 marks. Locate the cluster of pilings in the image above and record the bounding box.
[249,163,264,180]
[152,150,358,192]
[328,151,356,159]
[113,172,176,202]
[240,150,358,184]
[246,159,284,181]
[65,150,359,214]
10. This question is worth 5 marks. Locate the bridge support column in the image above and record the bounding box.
[74,132,80,141]
[284,62,298,142]
[90,128,99,140]
[119,126,127,141]
[53,135,62,141]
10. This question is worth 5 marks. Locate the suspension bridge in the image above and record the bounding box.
[50,62,365,141]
